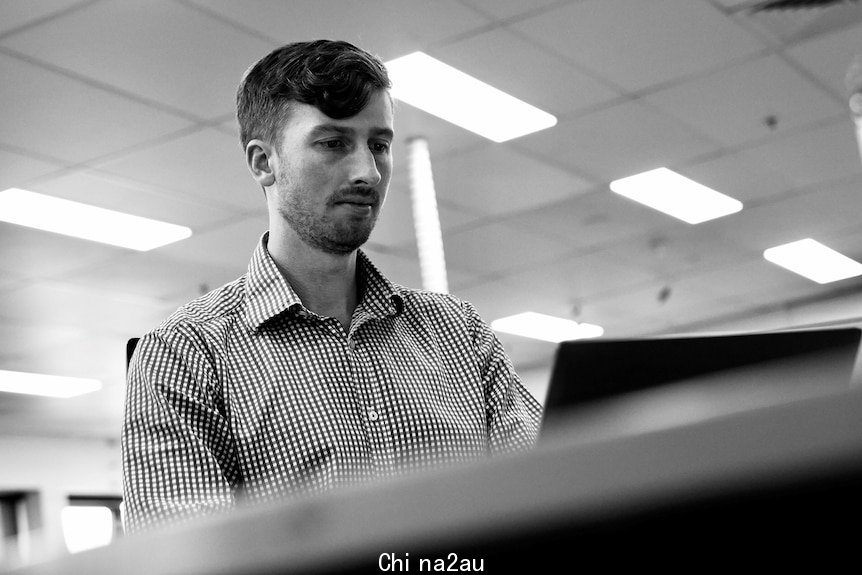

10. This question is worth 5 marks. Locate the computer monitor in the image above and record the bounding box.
[540,327,862,439]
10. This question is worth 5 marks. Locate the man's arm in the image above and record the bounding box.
[122,328,240,533]
[461,301,544,454]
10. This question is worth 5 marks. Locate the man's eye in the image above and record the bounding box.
[371,142,391,153]
[321,140,345,149]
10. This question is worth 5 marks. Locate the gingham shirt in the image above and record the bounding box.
[122,233,542,533]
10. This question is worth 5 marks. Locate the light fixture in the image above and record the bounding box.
[0,370,102,398]
[0,188,192,251]
[491,312,604,343]
[609,168,743,224]
[386,52,557,142]
[763,238,862,284]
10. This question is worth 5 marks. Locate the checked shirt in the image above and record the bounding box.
[122,233,543,533]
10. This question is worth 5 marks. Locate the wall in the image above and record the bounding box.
[0,435,121,567]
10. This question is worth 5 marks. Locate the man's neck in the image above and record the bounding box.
[266,231,359,332]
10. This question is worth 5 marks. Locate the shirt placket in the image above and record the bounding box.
[347,316,397,477]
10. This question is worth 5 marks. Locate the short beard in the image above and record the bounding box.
[276,178,378,255]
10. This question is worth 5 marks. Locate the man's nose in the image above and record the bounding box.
[349,147,382,187]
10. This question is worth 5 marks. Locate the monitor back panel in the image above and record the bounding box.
[541,328,861,438]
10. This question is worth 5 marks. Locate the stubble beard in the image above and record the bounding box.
[276,175,379,256]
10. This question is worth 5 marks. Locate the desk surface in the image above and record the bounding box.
[17,384,862,574]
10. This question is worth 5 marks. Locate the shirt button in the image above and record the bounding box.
[368,410,379,422]
[348,339,357,352]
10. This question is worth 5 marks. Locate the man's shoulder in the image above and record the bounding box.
[395,286,482,325]
[397,285,461,309]
[154,275,248,336]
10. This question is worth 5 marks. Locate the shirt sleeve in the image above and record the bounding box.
[461,301,544,454]
[121,327,240,534]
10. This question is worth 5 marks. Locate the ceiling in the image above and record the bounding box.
[1,0,862,440]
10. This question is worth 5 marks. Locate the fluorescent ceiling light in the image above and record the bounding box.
[609,168,743,224]
[763,238,862,284]
[386,52,557,142]
[0,188,191,251]
[491,312,604,343]
[0,370,102,398]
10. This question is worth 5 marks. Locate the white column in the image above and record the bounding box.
[407,137,449,293]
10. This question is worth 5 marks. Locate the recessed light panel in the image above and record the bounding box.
[386,52,557,143]
[0,369,102,398]
[0,188,191,251]
[491,312,604,343]
[609,168,743,224]
[764,238,862,284]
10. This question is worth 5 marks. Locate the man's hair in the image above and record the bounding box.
[236,39,391,150]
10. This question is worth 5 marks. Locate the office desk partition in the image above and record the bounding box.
[16,384,862,574]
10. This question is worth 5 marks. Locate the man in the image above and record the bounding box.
[122,40,542,534]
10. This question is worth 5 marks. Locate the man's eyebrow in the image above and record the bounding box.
[372,127,394,140]
[308,124,393,140]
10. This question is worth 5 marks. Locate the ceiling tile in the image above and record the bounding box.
[0,52,192,164]
[786,21,862,99]
[155,214,268,271]
[96,128,264,213]
[0,223,127,279]
[739,118,862,190]
[187,0,491,60]
[681,149,797,203]
[0,0,86,36]
[511,0,766,91]
[714,185,861,252]
[645,54,845,147]
[496,250,657,315]
[508,188,677,249]
[679,258,822,309]
[0,148,62,190]
[818,223,862,262]
[600,222,756,282]
[0,320,83,362]
[457,0,561,21]
[1,0,275,119]
[0,280,176,339]
[432,27,620,119]
[431,143,593,219]
[60,251,239,305]
[0,330,124,384]
[515,99,720,183]
[711,0,754,7]
[585,277,745,335]
[790,174,862,234]
[442,220,573,276]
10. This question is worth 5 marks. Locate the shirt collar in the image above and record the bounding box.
[244,232,404,330]
[356,250,405,320]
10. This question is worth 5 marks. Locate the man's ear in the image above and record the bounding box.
[246,139,276,188]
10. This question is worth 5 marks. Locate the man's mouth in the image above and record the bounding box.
[334,191,378,209]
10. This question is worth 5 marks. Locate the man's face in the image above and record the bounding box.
[270,89,394,255]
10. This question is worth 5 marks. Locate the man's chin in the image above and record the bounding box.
[313,232,372,256]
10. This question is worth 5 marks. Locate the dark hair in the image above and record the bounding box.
[236,39,391,150]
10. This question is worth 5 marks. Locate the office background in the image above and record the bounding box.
[1,0,861,565]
